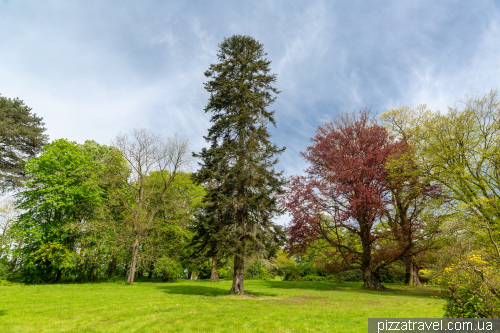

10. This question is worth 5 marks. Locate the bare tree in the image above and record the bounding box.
[109,129,190,284]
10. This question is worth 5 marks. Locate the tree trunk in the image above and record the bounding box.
[187,270,192,280]
[88,264,95,281]
[11,236,24,268]
[127,233,141,285]
[405,259,421,286]
[91,265,98,281]
[80,260,88,283]
[148,263,154,279]
[360,220,385,290]
[108,255,117,279]
[230,253,245,294]
[138,268,143,279]
[362,265,384,290]
[55,269,62,283]
[210,255,219,282]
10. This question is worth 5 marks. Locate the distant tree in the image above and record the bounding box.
[0,95,48,191]
[108,129,190,284]
[193,35,286,294]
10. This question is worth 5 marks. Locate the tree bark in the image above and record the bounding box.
[108,255,117,279]
[362,264,384,290]
[405,259,421,286]
[210,255,219,282]
[127,233,141,284]
[187,270,192,280]
[230,253,245,294]
[91,265,98,281]
[360,221,385,290]
[148,262,154,279]
[55,269,62,283]
[80,260,88,283]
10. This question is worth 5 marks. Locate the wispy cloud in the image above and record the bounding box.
[1,0,499,225]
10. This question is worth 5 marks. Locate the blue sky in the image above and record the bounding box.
[1,1,500,222]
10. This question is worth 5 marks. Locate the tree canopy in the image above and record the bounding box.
[0,95,48,191]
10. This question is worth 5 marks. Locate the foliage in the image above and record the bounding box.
[192,35,285,294]
[416,90,500,261]
[0,95,48,191]
[108,129,190,284]
[382,128,444,285]
[281,110,405,289]
[154,256,184,281]
[13,139,105,283]
[244,259,275,280]
[438,253,500,318]
[24,242,80,283]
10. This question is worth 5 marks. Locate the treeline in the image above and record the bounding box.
[1,34,499,318]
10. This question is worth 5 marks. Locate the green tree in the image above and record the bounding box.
[0,95,48,191]
[418,90,500,262]
[107,129,190,284]
[136,171,205,281]
[193,35,286,294]
[13,139,105,283]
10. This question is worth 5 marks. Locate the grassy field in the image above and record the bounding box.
[0,279,444,333]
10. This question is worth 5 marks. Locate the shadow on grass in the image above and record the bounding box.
[256,280,440,299]
[0,310,5,316]
[157,284,278,297]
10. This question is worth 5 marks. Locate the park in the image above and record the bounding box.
[1,2,500,332]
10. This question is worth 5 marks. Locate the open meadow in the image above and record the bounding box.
[0,279,444,333]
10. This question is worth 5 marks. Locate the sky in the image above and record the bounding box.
[1,0,500,223]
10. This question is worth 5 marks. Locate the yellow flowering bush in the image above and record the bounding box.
[438,254,500,318]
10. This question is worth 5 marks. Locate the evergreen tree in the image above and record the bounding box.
[0,95,48,191]
[193,35,285,294]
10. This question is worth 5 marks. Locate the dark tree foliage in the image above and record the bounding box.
[192,35,286,294]
[0,95,48,191]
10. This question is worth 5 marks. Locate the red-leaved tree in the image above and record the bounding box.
[281,110,416,289]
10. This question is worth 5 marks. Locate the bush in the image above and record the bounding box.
[282,262,337,281]
[339,270,363,282]
[245,259,274,280]
[379,264,406,284]
[155,256,184,282]
[301,275,327,281]
[438,254,500,318]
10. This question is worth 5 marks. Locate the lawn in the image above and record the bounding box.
[0,279,444,333]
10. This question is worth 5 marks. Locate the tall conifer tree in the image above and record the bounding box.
[193,35,285,294]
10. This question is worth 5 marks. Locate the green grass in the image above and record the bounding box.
[0,279,444,333]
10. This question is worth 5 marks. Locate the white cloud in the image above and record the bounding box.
[1,0,500,226]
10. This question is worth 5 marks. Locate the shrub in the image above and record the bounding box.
[245,259,274,280]
[282,261,336,281]
[438,254,500,318]
[339,270,363,282]
[379,264,406,284]
[155,256,184,282]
